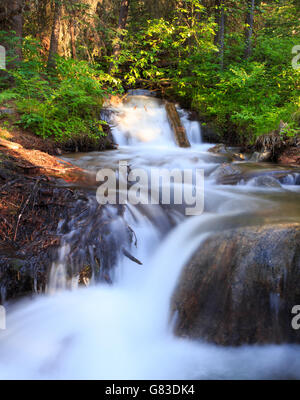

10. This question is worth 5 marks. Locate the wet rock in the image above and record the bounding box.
[209,144,246,161]
[231,151,246,161]
[250,151,272,162]
[208,144,228,154]
[250,175,282,188]
[210,163,242,184]
[279,172,300,186]
[172,223,300,346]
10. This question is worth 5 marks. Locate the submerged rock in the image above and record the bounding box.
[172,223,300,346]
[250,175,282,188]
[210,163,242,184]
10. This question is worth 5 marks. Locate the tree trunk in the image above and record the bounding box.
[47,0,63,70]
[245,0,255,59]
[0,0,23,69]
[70,18,76,59]
[11,0,23,64]
[214,0,221,47]
[219,3,225,70]
[109,0,130,73]
[214,0,225,70]
[165,103,191,148]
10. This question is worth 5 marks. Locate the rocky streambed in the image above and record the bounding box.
[0,93,300,354]
[0,94,300,379]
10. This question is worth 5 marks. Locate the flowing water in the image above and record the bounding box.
[0,95,300,379]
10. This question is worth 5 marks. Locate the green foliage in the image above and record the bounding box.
[192,57,299,141]
[1,41,121,143]
[189,3,300,142]
[0,90,19,105]
[1,0,299,146]
[109,1,216,88]
[106,0,300,143]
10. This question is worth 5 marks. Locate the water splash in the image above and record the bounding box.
[0,94,299,379]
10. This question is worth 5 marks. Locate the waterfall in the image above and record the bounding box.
[110,95,176,146]
[0,94,299,380]
[105,94,202,147]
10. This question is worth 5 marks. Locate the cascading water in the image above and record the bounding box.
[110,95,176,146]
[0,94,300,380]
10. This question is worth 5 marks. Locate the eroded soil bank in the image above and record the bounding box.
[0,127,135,303]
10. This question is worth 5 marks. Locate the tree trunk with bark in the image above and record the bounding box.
[109,0,130,73]
[214,0,225,70]
[165,103,191,148]
[218,2,225,70]
[70,18,76,59]
[47,0,63,70]
[245,0,255,59]
[0,0,23,69]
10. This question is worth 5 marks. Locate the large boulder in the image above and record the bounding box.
[171,223,300,346]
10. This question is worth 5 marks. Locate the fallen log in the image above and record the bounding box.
[165,102,191,148]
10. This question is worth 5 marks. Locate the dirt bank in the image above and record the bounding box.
[0,125,140,304]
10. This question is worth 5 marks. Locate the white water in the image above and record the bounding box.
[0,95,299,380]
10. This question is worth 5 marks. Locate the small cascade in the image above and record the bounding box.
[0,93,299,380]
[109,95,176,146]
[178,107,202,145]
[102,94,202,148]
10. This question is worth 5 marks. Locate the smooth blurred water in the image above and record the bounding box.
[0,95,299,380]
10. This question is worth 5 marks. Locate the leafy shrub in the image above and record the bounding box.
[1,40,121,145]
